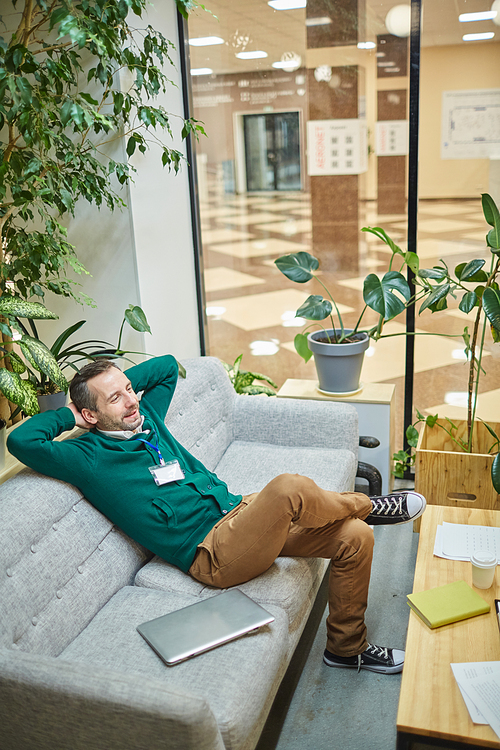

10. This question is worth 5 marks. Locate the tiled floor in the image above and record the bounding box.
[200,186,500,453]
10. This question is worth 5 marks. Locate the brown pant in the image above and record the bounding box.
[189,474,374,656]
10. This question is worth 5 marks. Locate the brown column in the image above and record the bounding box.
[306,0,365,273]
[376,34,408,215]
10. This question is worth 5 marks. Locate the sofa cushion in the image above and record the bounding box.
[165,357,236,472]
[0,470,150,657]
[213,441,356,496]
[135,555,327,635]
[58,586,289,750]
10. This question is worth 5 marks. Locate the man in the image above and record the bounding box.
[8,354,425,675]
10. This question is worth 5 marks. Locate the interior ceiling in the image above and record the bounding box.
[187,0,499,74]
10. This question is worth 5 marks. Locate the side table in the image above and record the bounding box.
[277,379,395,495]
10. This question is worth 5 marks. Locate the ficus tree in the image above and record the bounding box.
[0,0,204,422]
[0,0,204,303]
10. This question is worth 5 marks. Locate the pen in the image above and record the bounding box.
[496,600,500,633]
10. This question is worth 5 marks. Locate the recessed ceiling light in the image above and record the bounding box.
[268,0,306,9]
[459,11,497,22]
[191,68,213,76]
[357,41,376,49]
[305,17,332,26]
[235,50,268,59]
[189,36,224,47]
[463,31,495,40]
[273,58,303,69]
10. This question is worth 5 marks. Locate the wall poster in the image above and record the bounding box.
[306,119,368,176]
[441,89,500,160]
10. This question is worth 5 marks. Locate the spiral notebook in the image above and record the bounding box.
[137,589,275,665]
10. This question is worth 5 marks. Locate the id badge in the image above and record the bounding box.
[149,460,185,486]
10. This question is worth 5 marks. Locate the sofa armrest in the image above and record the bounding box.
[233,396,358,457]
[0,649,225,750]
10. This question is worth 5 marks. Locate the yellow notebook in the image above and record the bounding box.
[407,580,490,629]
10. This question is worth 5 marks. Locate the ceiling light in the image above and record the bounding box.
[385,4,411,37]
[493,0,500,26]
[249,340,280,356]
[189,36,224,47]
[272,60,296,69]
[191,68,213,76]
[459,11,497,22]
[305,17,332,26]
[235,50,268,59]
[357,41,376,49]
[462,31,495,40]
[268,0,306,9]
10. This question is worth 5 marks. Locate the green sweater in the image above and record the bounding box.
[7,355,242,572]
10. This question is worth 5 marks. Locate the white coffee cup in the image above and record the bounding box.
[470,549,497,589]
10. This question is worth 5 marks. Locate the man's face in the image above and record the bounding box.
[84,368,142,432]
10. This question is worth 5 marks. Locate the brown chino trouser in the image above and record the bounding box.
[188,474,374,657]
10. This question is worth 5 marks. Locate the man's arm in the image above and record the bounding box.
[124,354,179,419]
[7,406,93,482]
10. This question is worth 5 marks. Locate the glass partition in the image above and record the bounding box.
[186,0,500,455]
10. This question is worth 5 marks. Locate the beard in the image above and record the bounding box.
[95,406,142,432]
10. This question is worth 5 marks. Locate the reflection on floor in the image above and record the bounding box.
[200,188,500,453]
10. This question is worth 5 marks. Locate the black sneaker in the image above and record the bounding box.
[323,644,405,674]
[365,491,426,526]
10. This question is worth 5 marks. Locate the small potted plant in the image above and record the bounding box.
[274,242,417,393]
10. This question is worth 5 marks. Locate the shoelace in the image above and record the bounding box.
[357,644,391,673]
[371,496,404,516]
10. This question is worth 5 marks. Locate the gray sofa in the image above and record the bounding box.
[0,356,359,750]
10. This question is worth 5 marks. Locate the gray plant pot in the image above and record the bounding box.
[307,329,370,394]
[37,391,68,412]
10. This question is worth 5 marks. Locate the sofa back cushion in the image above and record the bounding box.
[0,470,150,657]
[165,357,235,472]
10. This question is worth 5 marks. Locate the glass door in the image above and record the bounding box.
[243,112,301,192]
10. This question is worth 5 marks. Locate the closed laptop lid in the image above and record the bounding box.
[137,589,275,665]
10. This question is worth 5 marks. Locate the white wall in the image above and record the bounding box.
[38,0,202,364]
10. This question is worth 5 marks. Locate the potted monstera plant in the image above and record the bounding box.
[371,193,500,505]
[274,241,417,393]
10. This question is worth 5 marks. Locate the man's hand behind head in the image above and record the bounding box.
[67,402,94,430]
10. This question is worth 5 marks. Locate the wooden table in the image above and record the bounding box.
[397,506,500,749]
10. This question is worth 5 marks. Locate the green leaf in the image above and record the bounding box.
[124,305,152,334]
[459,291,477,314]
[0,369,39,415]
[177,360,186,379]
[418,267,447,281]
[50,320,87,358]
[426,414,439,428]
[482,193,500,250]
[419,283,451,314]
[295,295,332,321]
[455,259,487,282]
[492,453,500,494]
[406,424,419,448]
[482,287,500,334]
[274,252,319,283]
[294,332,313,362]
[363,271,410,320]
[0,298,58,320]
[361,226,403,257]
[240,385,276,396]
[19,336,68,392]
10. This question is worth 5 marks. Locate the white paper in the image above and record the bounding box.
[434,523,500,562]
[452,662,500,740]
[450,663,489,724]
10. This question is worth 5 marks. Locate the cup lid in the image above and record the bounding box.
[471,549,497,567]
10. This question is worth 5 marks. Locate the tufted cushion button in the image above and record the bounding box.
[222,417,226,422]
[52,523,58,531]
[77,565,84,574]
[11,643,19,650]
[72,505,78,513]
[6,568,13,577]
[211,384,216,391]
[30,545,36,553]
[32,617,38,626]
[210,427,214,434]
[56,590,63,599]
[193,396,198,403]
[98,543,104,551]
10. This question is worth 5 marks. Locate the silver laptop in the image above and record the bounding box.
[137,589,275,665]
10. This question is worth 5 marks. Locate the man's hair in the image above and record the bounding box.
[70,359,122,412]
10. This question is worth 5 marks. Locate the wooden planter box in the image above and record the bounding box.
[414,419,500,530]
